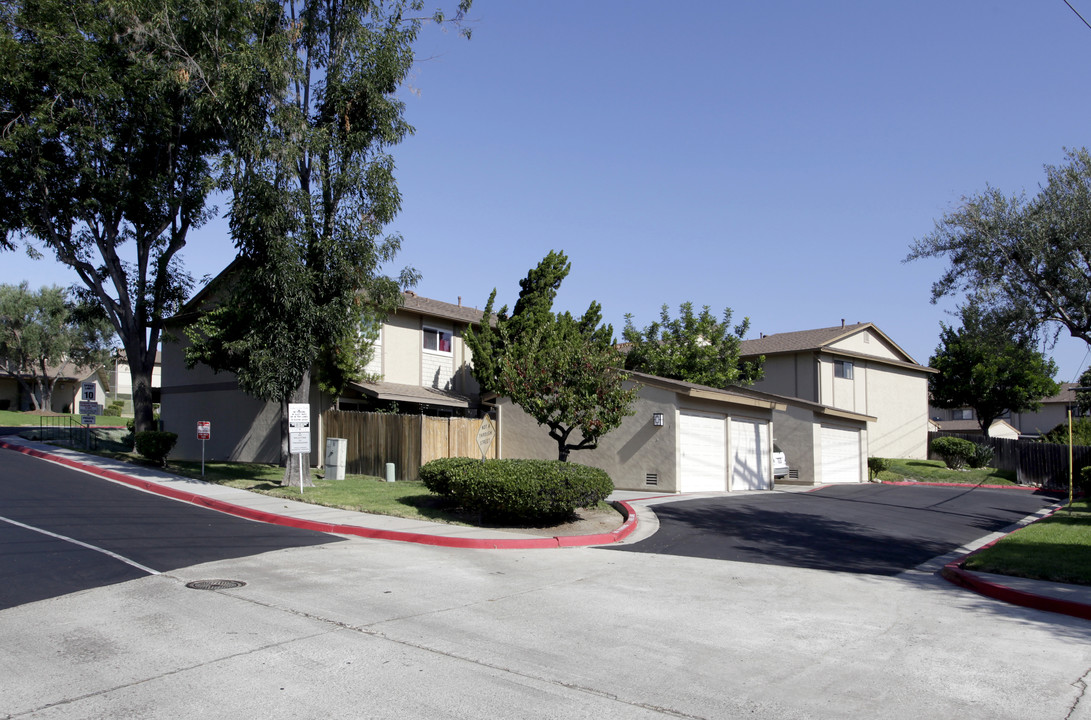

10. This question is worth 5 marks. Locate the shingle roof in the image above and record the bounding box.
[738,323,872,356]
[1040,382,1079,405]
[399,292,486,325]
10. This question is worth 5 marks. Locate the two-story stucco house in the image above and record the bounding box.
[161,283,488,463]
[739,322,935,459]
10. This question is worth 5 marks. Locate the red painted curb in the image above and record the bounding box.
[0,440,638,550]
[940,505,1091,622]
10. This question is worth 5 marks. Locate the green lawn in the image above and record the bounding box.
[963,500,1091,586]
[0,409,125,426]
[167,459,471,525]
[876,458,1017,485]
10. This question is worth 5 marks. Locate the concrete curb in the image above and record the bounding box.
[940,504,1091,622]
[0,439,638,550]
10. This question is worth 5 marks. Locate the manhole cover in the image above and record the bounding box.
[185,579,247,591]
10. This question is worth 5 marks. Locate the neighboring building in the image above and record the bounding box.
[739,322,934,460]
[930,382,1087,438]
[496,371,873,492]
[161,283,489,463]
[0,363,104,414]
[929,416,1021,440]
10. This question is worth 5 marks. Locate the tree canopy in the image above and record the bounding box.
[621,302,762,388]
[928,304,1059,437]
[465,251,638,461]
[183,0,470,484]
[0,283,113,411]
[907,147,1091,348]
[0,0,280,431]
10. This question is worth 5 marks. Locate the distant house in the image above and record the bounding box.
[930,382,1088,438]
[929,416,1021,440]
[0,362,104,414]
[161,279,489,463]
[738,322,935,459]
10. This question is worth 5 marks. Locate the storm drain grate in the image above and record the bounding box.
[185,579,247,591]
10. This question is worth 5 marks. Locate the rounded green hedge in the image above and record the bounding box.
[930,436,977,469]
[134,430,178,466]
[420,458,614,523]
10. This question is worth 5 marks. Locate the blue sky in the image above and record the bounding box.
[5,1,1091,382]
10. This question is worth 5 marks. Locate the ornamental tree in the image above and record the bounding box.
[184,0,470,486]
[466,251,638,461]
[928,304,1059,437]
[907,147,1091,347]
[621,302,763,387]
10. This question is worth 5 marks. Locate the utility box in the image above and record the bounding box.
[325,437,347,480]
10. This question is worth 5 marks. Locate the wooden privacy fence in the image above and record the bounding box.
[322,410,496,481]
[928,431,1090,489]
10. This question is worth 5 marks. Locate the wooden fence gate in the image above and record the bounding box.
[322,410,496,481]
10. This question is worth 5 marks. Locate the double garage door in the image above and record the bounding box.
[820,425,863,484]
[679,412,770,492]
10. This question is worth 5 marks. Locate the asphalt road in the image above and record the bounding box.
[0,447,343,609]
[611,483,1061,574]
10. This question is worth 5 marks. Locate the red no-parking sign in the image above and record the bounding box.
[197,421,211,440]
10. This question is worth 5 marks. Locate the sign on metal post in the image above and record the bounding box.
[288,404,311,492]
[476,415,495,460]
[197,421,211,476]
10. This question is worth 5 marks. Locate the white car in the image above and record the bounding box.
[772,444,789,479]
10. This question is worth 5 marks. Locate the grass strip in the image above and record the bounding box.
[877,458,1017,485]
[963,500,1091,586]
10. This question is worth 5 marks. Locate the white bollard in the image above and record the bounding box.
[385,462,395,483]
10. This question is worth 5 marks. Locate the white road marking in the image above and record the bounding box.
[0,514,161,576]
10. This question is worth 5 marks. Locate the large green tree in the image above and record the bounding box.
[622,302,763,387]
[0,283,113,411]
[928,304,1060,437]
[465,251,638,461]
[185,0,470,484]
[907,147,1091,348]
[0,0,279,432]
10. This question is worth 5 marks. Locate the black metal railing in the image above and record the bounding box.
[37,415,99,451]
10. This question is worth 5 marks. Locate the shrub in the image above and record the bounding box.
[433,459,614,524]
[930,436,977,470]
[867,457,890,481]
[103,400,125,417]
[967,442,994,469]
[419,457,480,496]
[1040,418,1091,446]
[1080,466,1091,497]
[134,430,178,466]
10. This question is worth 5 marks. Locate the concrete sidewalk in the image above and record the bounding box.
[1,435,1089,620]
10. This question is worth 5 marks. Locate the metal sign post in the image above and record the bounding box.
[288,404,311,493]
[197,421,211,477]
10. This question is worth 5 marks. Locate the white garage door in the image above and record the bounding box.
[821,425,862,484]
[730,418,771,491]
[679,411,727,492]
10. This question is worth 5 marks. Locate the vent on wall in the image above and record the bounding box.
[645,473,659,487]
[789,469,799,480]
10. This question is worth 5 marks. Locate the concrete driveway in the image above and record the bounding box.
[610,484,1061,574]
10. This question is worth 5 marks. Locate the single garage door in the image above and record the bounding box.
[821,425,862,484]
[730,418,771,491]
[679,411,727,492]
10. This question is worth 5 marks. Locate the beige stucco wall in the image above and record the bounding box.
[496,383,681,492]
[1011,404,1070,436]
[772,405,818,486]
[828,329,902,361]
[382,313,422,386]
[160,326,332,464]
[750,354,817,402]
[864,364,928,459]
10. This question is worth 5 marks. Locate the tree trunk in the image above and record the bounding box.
[281,371,314,488]
[123,336,158,434]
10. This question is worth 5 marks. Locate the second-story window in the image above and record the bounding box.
[834,360,854,379]
[423,328,452,353]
